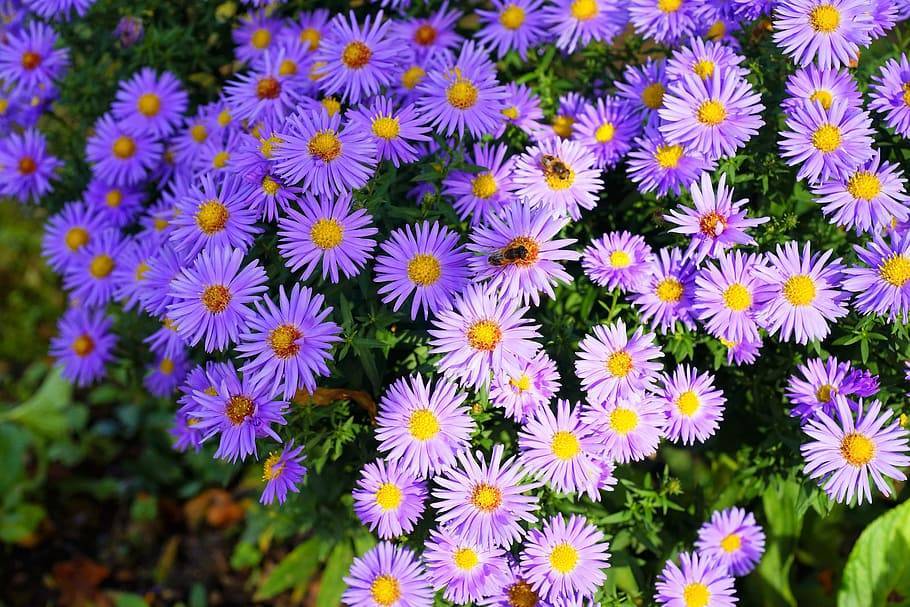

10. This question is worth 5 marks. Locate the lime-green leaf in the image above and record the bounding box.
[254,536,321,601]
[111,592,149,607]
[2,368,73,439]
[316,540,354,607]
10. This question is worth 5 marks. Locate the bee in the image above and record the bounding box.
[488,244,530,266]
[539,154,571,180]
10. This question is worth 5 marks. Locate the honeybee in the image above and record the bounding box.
[488,244,530,266]
[539,154,571,180]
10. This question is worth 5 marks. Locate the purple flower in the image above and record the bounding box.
[513,137,604,220]
[139,243,185,318]
[442,142,518,227]
[260,441,307,505]
[63,229,127,308]
[489,351,561,423]
[86,113,163,187]
[575,319,663,403]
[342,542,433,607]
[543,0,626,53]
[42,202,108,273]
[50,307,117,387]
[582,231,654,293]
[352,458,426,539]
[627,127,714,198]
[786,356,860,421]
[113,16,144,47]
[869,53,910,138]
[23,0,96,20]
[112,236,158,312]
[144,351,190,398]
[657,365,726,445]
[782,65,862,115]
[844,230,910,322]
[666,38,748,83]
[628,0,697,45]
[0,128,61,203]
[478,560,545,607]
[476,0,548,60]
[696,507,766,577]
[224,52,302,123]
[394,2,462,61]
[655,551,737,607]
[233,10,282,64]
[112,68,188,138]
[772,0,872,69]
[424,527,509,604]
[631,247,698,334]
[616,57,668,119]
[497,82,545,137]
[694,251,770,344]
[347,96,431,168]
[0,22,69,91]
[572,96,639,170]
[84,178,145,229]
[582,392,666,463]
[143,317,185,360]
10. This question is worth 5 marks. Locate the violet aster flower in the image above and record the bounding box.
[476,0,548,60]
[144,351,190,398]
[786,356,861,421]
[657,365,726,445]
[631,247,698,334]
[518,400,604,499]
[869,54,910,138]
[233,10,282,64]
[572,96,639,170]
[374,221,472,320]
[343,542,433,607]
[224,53,302,123]
[753,241,848,344]
[84,178,144,229]
[721,335,763,366]
[277,192,377,283]
[513,137,604,220]
[543,0,626,54]
[170,410,203,453]
[285,9,331,52]
[665,172,769,263]
[694,251,770,344]
[112,68,188,138]
[781,65,862,115]
[801,396,910,504]
[352,458,427,539]
[63,229,127,307]
[143,317,185,360]
[442,142,519,227]
[195,128,246,176]
[582,393,666,463]
[497,82,545,137]
[844,231,910,322]
[811,150,910,234]
[167,246,268,352]
[666,38,747,84]
[50,306,117,388]
[548,92,587,140]
[273,108,377,196]
[627,127,714,198]
[23,0,95,20]
[415,41,508,139]
[479,560,545,607]
[394,2,462,61]
[0,127,61,203]
[696,507,766,577]
[260,440,307,505]
[42,201,109,273]
[172,113,214,166]
[655,551,736,607]
[616,57,668,120]
[139,243,185,318]
[628,0,697,45]
[428,283,542,390]
[582,231,654,293]
[0,21,69,91]
[114,16,143,47]
[316,11,401,103]
[468,201,579,306]
[772,0,872,69]
[659,69,765,161]
[375,374,475,478]
[779,100,875,184]
[520,514,610,602]
[424,527,509,604]
[86,113,163,187]
[112,236,158,312]
[347,96,431,168]
[189,365,287,463]
[433,444,539,548]
[575,319,663,403]
[489,351,560,423]
[236,284,341,399]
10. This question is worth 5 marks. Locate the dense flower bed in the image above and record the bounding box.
[4,0,910,604]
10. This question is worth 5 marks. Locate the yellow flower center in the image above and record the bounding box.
[699,211,727,237]
[191,124,208,143]
[65,227,89,251]
[201,284,232,313]
[321,97,342,116]
[371,116,400,140]
[682,582,711,607]
[259,135,283,158]
[414,24,437,46]
[510,373,532,392]
[195,199,229,234]
[453,547,479,571]
[135,262,150,281]
[104,189,122,208]
[654,144,684,169]
[502,106,520,120]
[89,254,114,278]
[609,407,639,435]
[406,253,442,286]
[262,452,283,480]
[812,124,841,153]
[782,274,816,306]
[279,58,298,76]
[300,27,321,50]
[374,482,403,511]
[816,383,836,403]
[256,76,281,100]
[212,150,230,168]
[71,334,94,356]
[658,0,683,12]
[472,173,499,199]
[809,4,841,33]
[159,357,175,375]
[112,136,136,159]
[656,277,684,302]
[720,533,741,553]
[506,581,540,607]
[309,218,344,250]
[642,82,665,109]
[552,115,574,138]
[269,324,302,359]
[551,430,581,460]
[226,395,254,425]
[549,542,579,573]
[401,66,426,90]
[693,59,715,79]
[697,99,727,126]
[471,483,503,512]
[500,4,526,29]
[846,171,882,201]
[262,175,280,196]
[0,98,7,115]
[595,122,615,143]
[18,156,36,175]
[21,51,41,70]
[707,19,726,40]
[840,432,875,466]
[154,217,168,231]
[446,76,479,110]
[217,109,232,128]
[370,575,401,607]
[607,350,634,377]
[676,390,701,416]
[251,28,272,50]
[542,159,575,191]
[307,130,342,162]
[408,408,441,441]
[467,320,503,351]
[610,250,631,268]
[723,283,752,311]
[570,0,598,20]
[879,254,910,287]
[810,89,834,110]
[137,92,161,117]
[902,83,910,107]
[342,41,372,69]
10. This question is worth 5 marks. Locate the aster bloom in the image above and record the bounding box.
[63,229,127,307]
[785,357,862,420]
[616,58,668,119]
[801,396,910,504]
[342,542,433,607]
[50,307,117,388]
[572,97,639,170]
[144,351,189,398]
[655,551,737,607]
[415,42,508,139]
[375,374,475,478]
[189,364,287,462]
[84,178,144,228]
[627,127,714,197]
[721,335,763,366]
[575,319,663,404]
[195,128,245,176]
[442,142,518,227]
[659,69,764,161]
[476,0,548,60]
[23,0,95,19]
[513,137,603,220]
[42,202,109,273]
[468,202,579,306]
[0,22,69,91]
[694,251,770,344]
[772,0,872,69]
[518,400,603,499]
[665,173,769,263]
[582,231,654,293]
[781,65,862,116]
[631,247,698,334]
[753,241,848,344]
[428,284,542,390]
[657,365,726,445]
[139,244,185,318]
[352,458,427,539]
[582,393,666,463]
[316,11,400,103]
[496,83,545,137]
[395,2,462,60]
[628,0,697,45]
[543,0,626,54]
[236,284,340,399]
[277,193,377,283]
[112,68,188,138]
[224,53,302,123]
[170,410,203,453]
[549,92,587,140]
[869,54,910,138]
[844,231,910,322]
[112,236,159,312]
[374,221,472,320]
[273,108,377,196]
[520,514,610,602]
[167,246,268,352]
[424,527,509,604]
[143,318,185,360]
[0,128,61,203]
[489,351,560,423]
[86,113,163,187]
[666,38,747,84]
[260,441,307,505]
[233,10,282,63]
[285,9,331,52]
[779,100,875,184]
[479,560,546,607]
[171,174,261,258]
[347,96,431,168]
[696,508,766,577]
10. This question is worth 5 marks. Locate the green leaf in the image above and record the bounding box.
[0,502,45,543]
[838,500,910,607]
[746,477,804,607]
[316,540,354,607]
[111,592,149,607]
[254,536,322,601]
[1,367,73,439]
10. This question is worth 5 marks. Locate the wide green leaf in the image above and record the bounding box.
[316,539,354,607]
[254,536,321,601]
